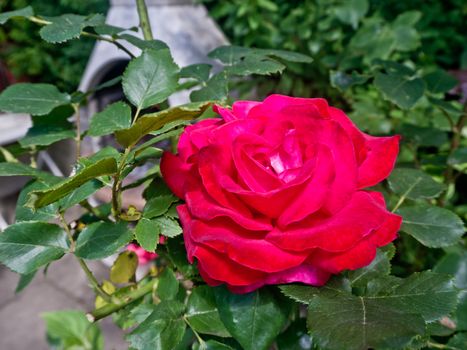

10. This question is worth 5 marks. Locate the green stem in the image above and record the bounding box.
[77,258,113,303]
[111,147,133,218]
[81,32,135,58]
[58,212,75,253]
[136,0,154,40]
[72,104,81,160]
[58,213,112,303]
[88,279,157,322]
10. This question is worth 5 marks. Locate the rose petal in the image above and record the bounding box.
[248,94,331,121]
[229,264,331,293]
[266,191,390,252]
[329,107,400,188]
[307,212,400,274]
[189,217,308,272]
[357,135,400,188]
[185,189,272,231]
[194,245,267,286]
[277,145,334,227]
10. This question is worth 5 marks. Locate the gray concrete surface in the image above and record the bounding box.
[0,255,128,349]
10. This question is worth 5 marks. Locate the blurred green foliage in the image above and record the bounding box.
[204,0,467,100]
[0,0,109,92]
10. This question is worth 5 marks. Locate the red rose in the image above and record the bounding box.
[161,95,402,293]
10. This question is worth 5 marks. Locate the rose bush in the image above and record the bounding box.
[161,94,402,293]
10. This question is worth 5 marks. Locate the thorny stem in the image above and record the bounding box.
[88,279,157,322]
[58,213,113,303]
[77,258,113,303]
[59,212,75,252]
[111,148,132,218]
[135,0,154,40]
[28,16,135,58]
[72,104,81,159]
[111,106,143,218]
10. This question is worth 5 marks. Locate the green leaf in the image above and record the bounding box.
[157,268,179,301]
[393,26,420,52]
[0,6,34,24]
[40,14,85,43]
[153,216,182,237]
[424,70,458,94]
[123,49,179,110]
[42,310,103,350]
[19,105,75,147]
[208,46,312,64]
[0,162,51,180]
[435,252,467,330]
[16,180,58,222]
[110,251,138,284]
[75,222,133,260]
[280,277,351,305]
[27,157,117,209]
[225,55,285,76]
[143,194,177,219]
[186,286,230,337]
[348,245,394,288]
[399,124,448,147]
[448,147,467,171]
[398,205,465,248]
[126,301,186,350]
[135,218,160,252]
[88,101,132,137]
[263,49,313,63]
[214,286,288,350]
[330,70,369,91]
[388,168,445,199]
[373,272,458,322]
[334,0,369,29]
[0,222,68,274]
[307,292,424,350]
[180,64,212,82]
[115,101,211,147]
[193,340,234,350]
[393,11,422,27]
[0,83,70,116]
[276,319,312,350]
[118,34,168,51]
[57,180,104,210]
[190,73,228,102]
[447,332,467,350]
[93,24,128,36]
[374,72,425,109]
[166,235,196,277]
[15,271,37,294]
[307,272,457,350]
[39,14,105,43]
[429,97,463,118]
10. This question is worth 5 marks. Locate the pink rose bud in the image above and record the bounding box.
[127,243,158,265]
